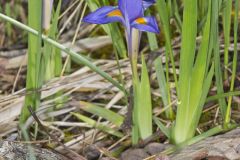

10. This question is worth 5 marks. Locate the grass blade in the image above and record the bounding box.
[156,0,179,96]
[76,101,124,127]
[207,90,240,102]
[172,0,198,144]
[225,0,239,125]
[132,54,153,143]
[222,0,232,79]
[42,0,62,81]
[192,64,215,129]
[212,0,227,119]
[20,0,42,124]
[154,57,172,118]
[153,116,170,139]
[188,0,213,130]
[173,0,182,32]
[71,112,123,137]
[137,55,152,139]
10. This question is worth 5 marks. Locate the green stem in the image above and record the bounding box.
[206,90,240,102]
[20,0,42,124]
[225,0,239,126]
[128,29,140,145]
[223,0,232,80]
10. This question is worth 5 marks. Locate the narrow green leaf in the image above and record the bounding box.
[71,112,123,137]
[153,116,170,139]
[225,0,239,125]
[173,0,182,32]
[20,0,42,124]
[207,90,240,102]
[156,0,179,96]
[77,101,124,127]
[188,0,212,127]
[212,0,227,118]
[173,0,198,144]
[222,0,232,79]
[131,122,139,145]
[42,0,62,81]
[192,64,215,129]
[137,55,152,139]
[154,57,173,118]
[198,0,209,20]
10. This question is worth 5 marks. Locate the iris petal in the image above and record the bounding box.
[131,16,160,33]
[118,0,143,22]
[83,6,123,24]
[143,0,156,9]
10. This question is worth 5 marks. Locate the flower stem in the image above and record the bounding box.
[126,29,141,144]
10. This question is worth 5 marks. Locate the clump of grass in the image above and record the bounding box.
[0,0,239,152]
[154,0,240,145]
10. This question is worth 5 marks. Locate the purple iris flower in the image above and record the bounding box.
[83,0,159,35]
[83,0,158,142]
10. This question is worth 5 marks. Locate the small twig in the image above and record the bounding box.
[27,106,86,160]
[214,107,220,125]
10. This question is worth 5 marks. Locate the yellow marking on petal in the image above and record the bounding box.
[107,9,122,17]
[135,17,147,24]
